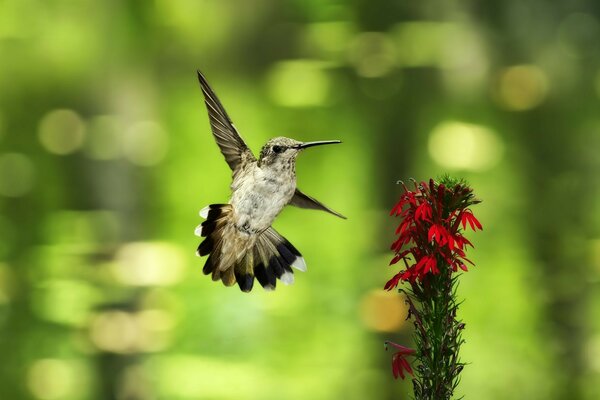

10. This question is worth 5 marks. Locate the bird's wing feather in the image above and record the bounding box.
[289,189,346,219]
[197,70,256,171]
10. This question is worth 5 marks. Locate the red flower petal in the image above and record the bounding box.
[395,219,411,235]
[445,230,455,250]
[414,257,428,273]
[400,270,413,281]
[399,357,414,376]
[390,201,403,216]
[390,352,415,380]
[385,342,416,354]
[428,225,437,243]
[427,257,438,274]
[392,355,400,379]
[390,250,410,266]
[415,202,432,221]
[384,273,403,291]
[461,210,482,231]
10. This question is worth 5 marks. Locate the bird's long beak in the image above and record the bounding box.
[296,140,342,149]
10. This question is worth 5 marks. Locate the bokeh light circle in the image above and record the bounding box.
[27,359,74,400]
[428,121,504,171]
[359,289,408,332]
[495,65,549,111]
[38,109,86,155]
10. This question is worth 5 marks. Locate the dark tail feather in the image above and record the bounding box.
[254,262,276,289]
[232,250,254,292]
[195,204,305,292]
[252,227,306,290]
[196,204,231,276]
[202,254,215,275]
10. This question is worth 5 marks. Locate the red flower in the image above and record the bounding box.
[460,210,482,231]
[385,341,416,380]
[384,272,403,291]
[415,202,432,221]
[385,179,481,288]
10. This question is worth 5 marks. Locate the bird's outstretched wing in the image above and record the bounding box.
[197,70,256,172]
[289,189,346,219]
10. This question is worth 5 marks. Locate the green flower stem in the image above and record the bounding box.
[405,262,464,400]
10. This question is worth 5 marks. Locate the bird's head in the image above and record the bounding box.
[258,137,341,168]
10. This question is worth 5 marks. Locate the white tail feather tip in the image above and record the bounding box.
[281,272,295,285]
[291,257,307,272]
[194,225,203,237]
[199,206,210,218]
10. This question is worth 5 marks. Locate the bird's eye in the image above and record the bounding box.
[272,145,284,153]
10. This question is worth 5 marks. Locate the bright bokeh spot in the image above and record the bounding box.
[267,60,331,107]
[348,32,397,77]
[495,65,549,111]
[0,153,35,197]
[439,25,486,70]
[122,121,169,166]
[27,359,75,400]
[90,309,175,354]
[113,242,186,286]
[428,121,504,171]
[90,311,139,354]
[38,109,86,155]
[359,289,408,332]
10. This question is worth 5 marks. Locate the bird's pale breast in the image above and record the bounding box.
[230,163,295,234]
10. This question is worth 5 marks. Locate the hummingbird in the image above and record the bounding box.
[194,70,345,292]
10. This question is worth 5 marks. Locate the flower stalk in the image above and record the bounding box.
[384,177,481,400]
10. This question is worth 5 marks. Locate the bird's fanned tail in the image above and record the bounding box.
[196,204,306,292]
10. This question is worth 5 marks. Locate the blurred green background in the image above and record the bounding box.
[1,0,599,399]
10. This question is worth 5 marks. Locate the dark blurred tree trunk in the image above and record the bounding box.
[471,0,597,396]
[518,103,594,400]
[351,3,447,399]
[465,0,600,396]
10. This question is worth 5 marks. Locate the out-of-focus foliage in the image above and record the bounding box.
[0,1,599,399]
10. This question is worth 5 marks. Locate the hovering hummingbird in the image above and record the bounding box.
[194,70,345,292]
